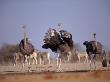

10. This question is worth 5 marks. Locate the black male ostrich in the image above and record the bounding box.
[83,33,107,68]
[42,28,74,67]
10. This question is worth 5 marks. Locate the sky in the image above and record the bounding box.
[0,0,110,52]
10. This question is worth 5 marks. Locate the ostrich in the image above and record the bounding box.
[83,33,103,61]
[13,52,23,66]
[19,26,36,67]
[74,50,89,63]
[42,25,74,70]
[37,51,51,64]
[83,33,106,70]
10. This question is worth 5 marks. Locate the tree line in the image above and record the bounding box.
[0,43,19,64]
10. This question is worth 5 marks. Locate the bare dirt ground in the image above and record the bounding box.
[0,71,110,82]
[0,62,110,82]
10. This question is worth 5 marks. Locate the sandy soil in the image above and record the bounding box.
[0,70,110,82]
[0,62,110,82]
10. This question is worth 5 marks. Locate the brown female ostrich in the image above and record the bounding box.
[19,26,36,66]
